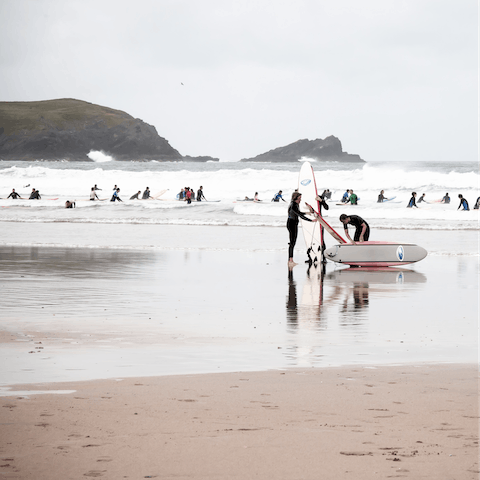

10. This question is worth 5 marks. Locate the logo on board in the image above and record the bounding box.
[300,179,311,186]
[396,245,404,261]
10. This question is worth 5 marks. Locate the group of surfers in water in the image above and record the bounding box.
[406,192,476,211]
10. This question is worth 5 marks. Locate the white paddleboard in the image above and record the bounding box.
[153,189,168,199]
[324,241,427,267]
[298,162,324,263]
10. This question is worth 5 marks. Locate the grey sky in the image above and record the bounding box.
[0,0,477,162]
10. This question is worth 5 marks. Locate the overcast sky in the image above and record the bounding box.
[0,0,477,162]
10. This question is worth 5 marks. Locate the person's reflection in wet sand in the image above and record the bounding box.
[286,263,326,330]
[342,282,369,314]
[286,268,298,327]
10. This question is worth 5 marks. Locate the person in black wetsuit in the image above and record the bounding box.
[407,192,418,208]
[142,187,152,200]
[441,193,450,204]
[197,186,206,201]
[339,214,370,243]
[130,191,141,200]
[7,189,22,199]
[457,194,469,211]
[65,200,75,208]
[286,192,317,265]
[377,190,386,203]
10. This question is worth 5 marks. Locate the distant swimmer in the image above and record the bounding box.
[474,197,480,210]
[287,191,317,266]
[407,192,418,208]
[321,189,332,200]
[130,191,141,200]
[377,190,386,203]
[90,187,99,201]
[110,188,122,202]
[418,193,426,204]
[7,189,22,199]
[457,194,469,211]
[339,214,370,243]
[441,193,450,204]
[197,186,206,202]
[254,192,262,202]
[23,184,30,188]
[94,184,102,191]
[29,188,41,200]
[349,190,358,205]
[142,187,152,200]
[65,200,75,208]
[272,190,286,202]
[341,189,350,203]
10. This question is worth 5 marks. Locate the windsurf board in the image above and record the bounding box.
[298,161,324,263]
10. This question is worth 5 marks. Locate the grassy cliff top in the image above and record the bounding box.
[0,98,133,135]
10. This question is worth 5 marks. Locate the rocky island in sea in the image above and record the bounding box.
[0,98,218,162]
[240,136,365,163]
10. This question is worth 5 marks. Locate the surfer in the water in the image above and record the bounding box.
[457,194,469,211]
[407,192,418,208]
[7,189,22,199]
[441,193,450,204]
[197,186,206,201]
[287,192,317,266]
[339,214,370,243]
[377,190,386,203]
[130,191,141,200]
[272,190,286,202]
[111,188,122,202]
[142,187,152,200]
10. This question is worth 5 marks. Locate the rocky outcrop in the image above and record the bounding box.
[240,136,365,163]
[0,99,187,161]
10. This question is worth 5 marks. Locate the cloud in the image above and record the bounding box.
[0,0,477,161]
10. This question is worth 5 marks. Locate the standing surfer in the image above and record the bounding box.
[197,186,206,201]
[287,192,317,266]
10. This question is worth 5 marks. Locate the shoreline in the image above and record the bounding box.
[0,364,477,479]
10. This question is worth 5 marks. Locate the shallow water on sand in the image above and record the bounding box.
[0,229,477,386]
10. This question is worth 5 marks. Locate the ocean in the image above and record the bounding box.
[0,158,478,242]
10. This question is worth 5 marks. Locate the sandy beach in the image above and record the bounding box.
[0,364,478,479]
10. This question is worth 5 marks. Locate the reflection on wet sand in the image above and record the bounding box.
[286,265,427,331]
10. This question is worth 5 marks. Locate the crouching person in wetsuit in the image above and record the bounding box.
[339,214,370,243]
[286,192,317,266]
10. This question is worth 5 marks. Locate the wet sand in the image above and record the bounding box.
[0,364,478,479]
[0,233,478,385]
